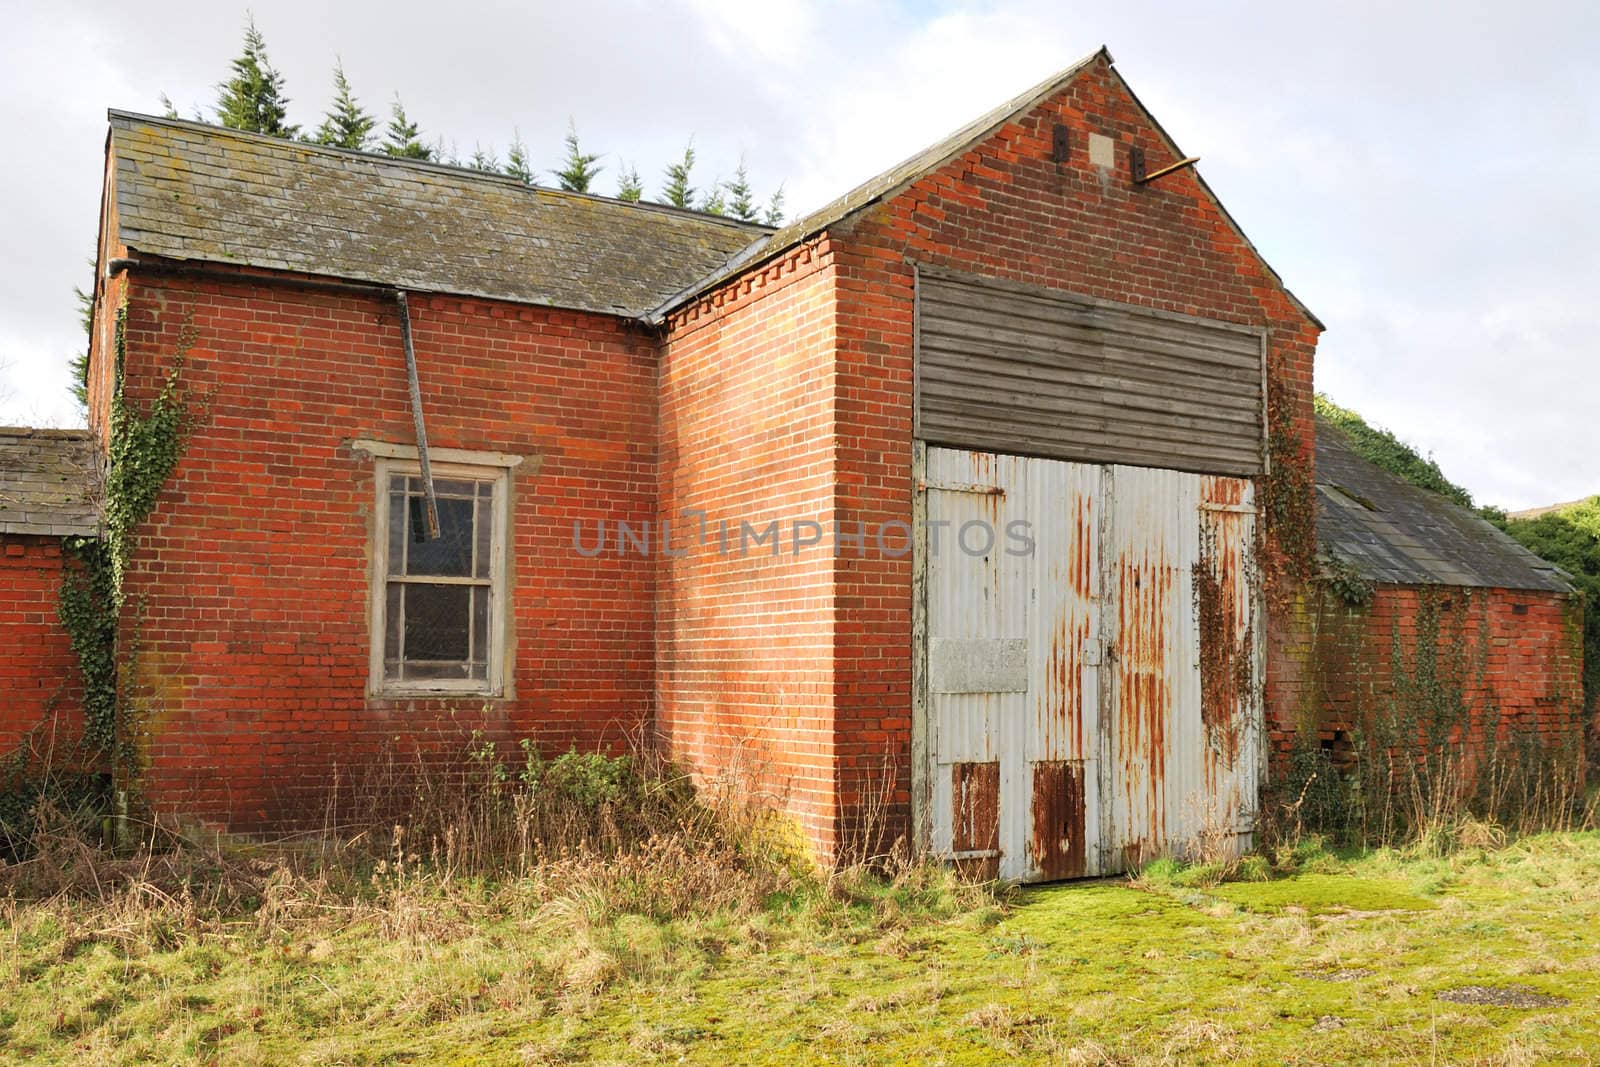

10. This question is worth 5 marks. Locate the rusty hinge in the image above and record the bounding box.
[918,479,1005,496]
[940,849,1001,861]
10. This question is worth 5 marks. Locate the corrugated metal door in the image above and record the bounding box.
[921,447,1103,882]
[919,448,1258,881]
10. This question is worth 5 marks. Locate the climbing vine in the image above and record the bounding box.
[56,303,195,763]
[1257,370,1317,597]
[1323,552,1374,608]
[1278,586,1584,847]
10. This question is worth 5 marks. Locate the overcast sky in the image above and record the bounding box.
[1,1,1595,509]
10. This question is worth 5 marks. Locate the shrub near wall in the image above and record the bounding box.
[1277,581,1585,843]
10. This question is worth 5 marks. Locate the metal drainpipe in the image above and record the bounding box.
[396,291,440,540]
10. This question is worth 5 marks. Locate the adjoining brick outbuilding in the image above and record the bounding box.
[0,47,1581,877]
[0,429,98,761]
[1269,416,1585,787]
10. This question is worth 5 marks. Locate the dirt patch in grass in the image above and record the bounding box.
[1436,984,1571,1009]
[1296,967,1374,982]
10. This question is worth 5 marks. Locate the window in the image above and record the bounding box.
[367,451,513,696]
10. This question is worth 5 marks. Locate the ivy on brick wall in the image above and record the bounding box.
[56,304,194,761]
[1259,376,1317,595]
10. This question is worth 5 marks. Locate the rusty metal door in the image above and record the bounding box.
[1102,467,1259,871]
[919,446,1103,882]
[917,448,1259,881]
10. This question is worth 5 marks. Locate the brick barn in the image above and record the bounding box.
[1,47,1583,877]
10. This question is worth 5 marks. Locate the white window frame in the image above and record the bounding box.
[356,440,522,698]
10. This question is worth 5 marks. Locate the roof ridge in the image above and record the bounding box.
[107,110,772,234]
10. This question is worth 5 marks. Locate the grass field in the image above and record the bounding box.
[4,825,1599,1065]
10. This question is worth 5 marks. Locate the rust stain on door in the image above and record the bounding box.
[1195,477,1255,773]
[951,761,1000,853]
[1029,759,1087,880]
[1116,545,1173,841]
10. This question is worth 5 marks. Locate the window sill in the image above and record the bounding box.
[370,684,505,700]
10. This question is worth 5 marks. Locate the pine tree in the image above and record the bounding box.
[699,181,727,216]
[554,119,603,193]
[763,185,786,226]
[383,96,433,160]
[725,158,758,221]
[312,60,375,150]
[504,130,535,185]
[469,145,500,173]
[660,139,697,209]
[159,93,180,119]
[616,163,643,202]
[214,15,298,137]
[67,281,93,411]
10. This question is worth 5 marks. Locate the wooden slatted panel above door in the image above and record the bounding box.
[915,266,1267,476]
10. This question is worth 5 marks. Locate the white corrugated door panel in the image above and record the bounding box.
[1100,466,1263,872]
[1195,475,1261,849]
[1104,465,1200,872]
[924,447,1103,883]
[1023,455,1102,880]
[925,447,1026,880]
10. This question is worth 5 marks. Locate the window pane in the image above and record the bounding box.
[404,583,471,663]
[474,494,494,579]
[383,583,404,679]
[404,660,473,680]
[405,495,475,576]
[387,491,407,577]
[472,586,489,668]
[432,478,476,499]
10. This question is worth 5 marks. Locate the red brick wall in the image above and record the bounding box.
[823,53,1321,847]
[657,240,842,854]
[0,536,85,760]
[109,270,658,831]
[1269,582,1586,768]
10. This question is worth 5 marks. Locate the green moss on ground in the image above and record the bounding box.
[5,835,1600,1064]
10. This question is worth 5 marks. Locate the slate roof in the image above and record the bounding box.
[108,111,770,318]
[1315,416,1569,592]
[0,428,99,538]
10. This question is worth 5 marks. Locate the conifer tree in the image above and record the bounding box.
[503,130,535,184]
[725,158,758,221]
[312,60,375,150]
[159,93,180,119]
[383,96,433,160]
[215,15,298,137]
[616,163,643,202]
[660,139,697,209]
[763,186,786,226]
[554,120,603,193]
[699,181,727,216]
[469,145,500,172]
[67,280,93,411]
